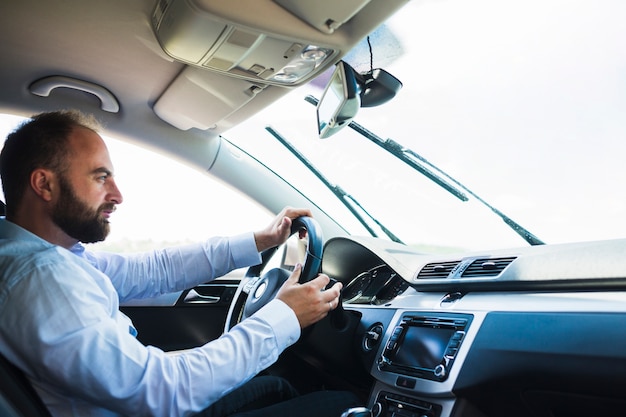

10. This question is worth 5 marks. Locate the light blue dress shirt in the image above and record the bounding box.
[0,219,300,417]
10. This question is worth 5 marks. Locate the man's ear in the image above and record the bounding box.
[30,169,56,202]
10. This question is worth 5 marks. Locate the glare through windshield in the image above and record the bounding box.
[225,0,626,252]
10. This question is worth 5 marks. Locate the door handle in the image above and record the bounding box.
[183,289,221,304]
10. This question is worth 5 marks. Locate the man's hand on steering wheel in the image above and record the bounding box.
[225,209,331,331]
[276,263,343,329]
[253,207,313,252]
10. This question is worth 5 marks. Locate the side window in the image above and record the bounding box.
[98,137,273,252]
[0,114,273,253]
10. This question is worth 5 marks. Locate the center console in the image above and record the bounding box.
[369,312,477,417]
[378,313,472,381]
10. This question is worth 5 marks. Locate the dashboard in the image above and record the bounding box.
[315,236,626,417]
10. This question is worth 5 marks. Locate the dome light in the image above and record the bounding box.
[269,45,333,84]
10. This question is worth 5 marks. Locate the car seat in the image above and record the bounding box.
[0,354,52,417]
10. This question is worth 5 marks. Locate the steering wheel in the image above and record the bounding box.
[224,216,323,331]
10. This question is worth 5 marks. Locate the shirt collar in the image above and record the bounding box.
[0,218,82,254]
[70,242,86,256]
[0,217,46,243]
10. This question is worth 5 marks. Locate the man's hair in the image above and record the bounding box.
[0,110,101,218]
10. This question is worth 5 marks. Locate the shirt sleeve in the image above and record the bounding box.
[152,300,300,413]
[1,252,300,417]
[81,232,262,301]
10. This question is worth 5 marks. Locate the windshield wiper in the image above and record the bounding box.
[265,126,403,244]
[304,95,544,246]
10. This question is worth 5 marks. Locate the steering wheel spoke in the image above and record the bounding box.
[240,275,262,295]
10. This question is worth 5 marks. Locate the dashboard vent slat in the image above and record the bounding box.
[461,257,516,278]
[416,261,461,279]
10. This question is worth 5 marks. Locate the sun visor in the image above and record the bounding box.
[153,66,267,130]
[273,0,371,34]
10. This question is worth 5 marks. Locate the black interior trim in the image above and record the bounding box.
[0,354,51,417]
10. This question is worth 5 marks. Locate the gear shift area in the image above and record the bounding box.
[341,406,373,417]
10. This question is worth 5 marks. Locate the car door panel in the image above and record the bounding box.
[121,280,238,351]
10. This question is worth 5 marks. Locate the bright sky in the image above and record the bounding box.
[381,0,626,246]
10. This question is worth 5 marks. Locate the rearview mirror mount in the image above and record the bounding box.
[316,60,403,138]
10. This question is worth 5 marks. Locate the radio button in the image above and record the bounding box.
[390,326,403,341]
[445,347,458,358]
[396,376,416,389]
[451,331,465,340]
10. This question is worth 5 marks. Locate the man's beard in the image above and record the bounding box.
[52,175,113,244]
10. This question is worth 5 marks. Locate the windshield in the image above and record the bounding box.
[225,0,626,252]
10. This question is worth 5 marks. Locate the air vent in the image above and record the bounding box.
[461,257,516,278]
[362,323,384,352]
[416,261,461,279]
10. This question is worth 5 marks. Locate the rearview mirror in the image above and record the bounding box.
[316,61,360,139]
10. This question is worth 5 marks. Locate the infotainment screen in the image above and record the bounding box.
[393,325,457,369]
[379,314,472,381]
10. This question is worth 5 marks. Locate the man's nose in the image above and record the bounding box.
[107,180,123,205]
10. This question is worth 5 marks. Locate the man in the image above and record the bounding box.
[0,111,360,416]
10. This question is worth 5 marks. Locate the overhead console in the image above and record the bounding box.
[151,0,392,86]
[148,0,407,131]
[151,0,338,86]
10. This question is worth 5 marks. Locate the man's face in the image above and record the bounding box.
[50,127,123,244]
[51,173,112,243]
